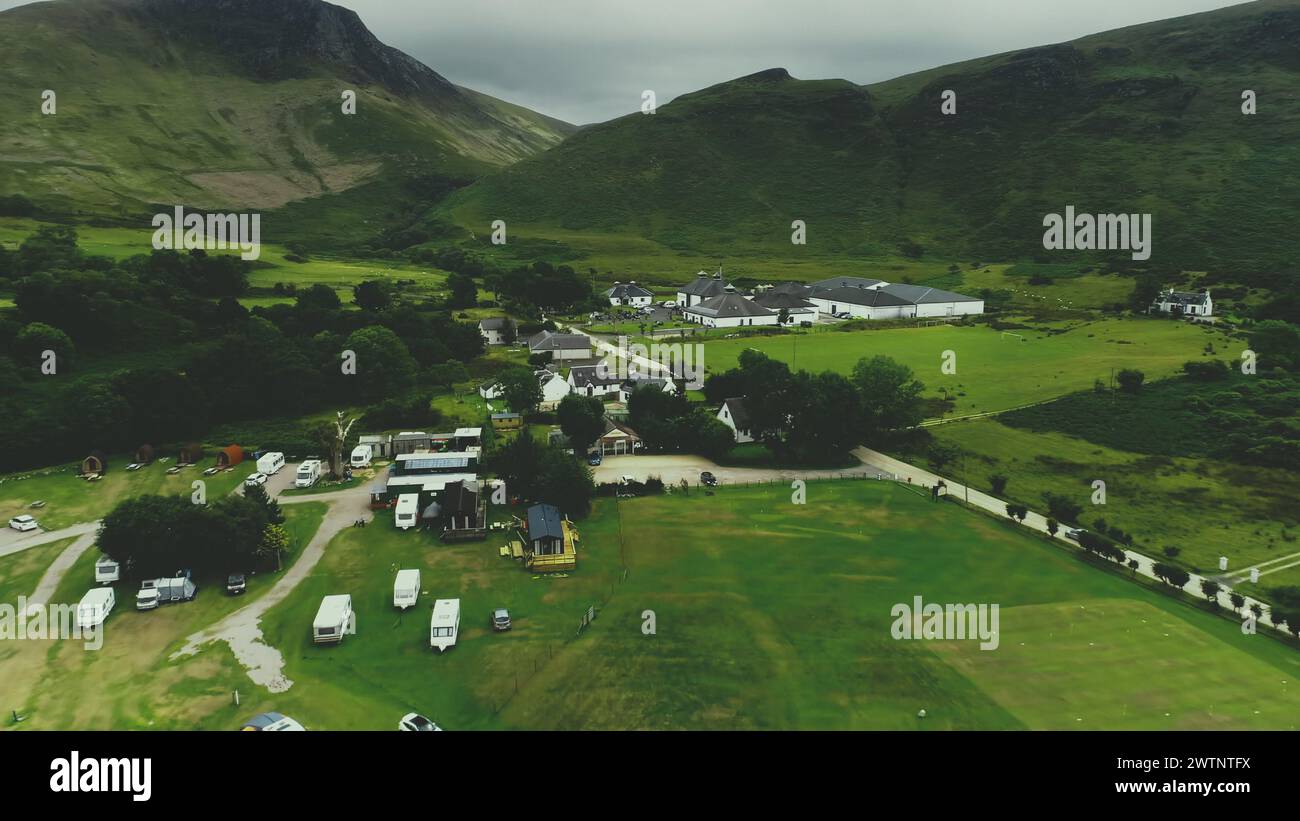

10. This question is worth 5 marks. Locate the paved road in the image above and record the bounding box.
[171,482,375,693]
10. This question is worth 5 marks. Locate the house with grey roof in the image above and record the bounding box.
[527,330,592,361]
[477,317,515,345]
[676,271,732,307]
[604,281,654,307]
[683,292,779,328]
[1150,289,1213,318]
[752,291,819,324]
[716,397,754,443]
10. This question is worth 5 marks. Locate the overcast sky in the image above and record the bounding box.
[2,0,1245,124]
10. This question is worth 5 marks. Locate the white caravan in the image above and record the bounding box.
[295,459,323,488]
[429,598,461,652]
[94,557,120,584]
[312,594,355,644]
[394,493,420,530]
[257,452,286,475]
[393,569,421,609]
[349,444,373,469]
[77,587,115,629]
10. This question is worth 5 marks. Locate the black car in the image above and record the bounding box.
[226,574,247,595]
[700,471,717,487]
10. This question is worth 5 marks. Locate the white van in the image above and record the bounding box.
[349,444,373,469]
[393,569,421,610]
[257,452,286,475]
[295,459,323,488]
[94,556,120,584]
[77,587,115,629]
[312,594,354,644]
[429,598,460,652]
[394,493,420,530]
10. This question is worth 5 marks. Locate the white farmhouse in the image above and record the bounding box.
[477,317,514,345]
[1150,289,1213,317]
[683,292,779,328]
[717,397,754,444]
[567,364,622,398]
[537,370,572,410]
[605,281,654,307]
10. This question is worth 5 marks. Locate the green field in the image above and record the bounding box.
[700,317,1230,418]
[0,537,77,604]
[0,456,257,531]
[7,482,1298,730]
[0,503,326,729]
[921,418,1300,598]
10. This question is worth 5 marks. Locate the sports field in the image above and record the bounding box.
[6,482,1296,730]
[700,318,1231,418]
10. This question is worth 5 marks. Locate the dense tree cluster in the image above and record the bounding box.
[488,432,596,516]
[97,493,276,580]
[627,387,734,461]
[0,228,484,472]
[703,350,925,463]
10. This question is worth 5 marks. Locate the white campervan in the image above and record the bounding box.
[349,444,373,469]
[393,569,421,610]
[295,459,323,488]
[312,594,354,644]
[429,598,460,652]
[77,587,115,629]
[94,556,120,584]
[394,493,420,530]
[257,451,286,475]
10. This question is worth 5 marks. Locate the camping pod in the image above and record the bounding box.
[217,445,245,468]
[178,443,204,464]
[80,450,109,475]
[135,444,156,464]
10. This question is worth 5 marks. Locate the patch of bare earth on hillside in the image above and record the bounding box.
[186,161,379,209]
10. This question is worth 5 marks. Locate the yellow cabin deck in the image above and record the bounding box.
[526,520,578,572]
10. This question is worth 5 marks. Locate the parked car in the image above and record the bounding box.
[398,713,442,732]
[700,471,717,487]
[226,574,247,596]
[1064,528,1084,541]
[587,451,602,466]
[834,312,852,320]
[8,515,39,532]
[244,472,269,487]
[664,301,677,308]
[491,608,512,631]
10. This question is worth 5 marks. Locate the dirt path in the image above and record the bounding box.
[592,453,891,486]
[170,485,372,693]
[22,531,98,616]
[0,520,100,561]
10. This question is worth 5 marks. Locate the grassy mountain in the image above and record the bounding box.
[440,0,1300,283]
[0,0,575,215]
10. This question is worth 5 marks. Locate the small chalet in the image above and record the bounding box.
[524,502,577,572]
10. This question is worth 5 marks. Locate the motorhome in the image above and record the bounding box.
[256,451,286,475]
[136,576,197,610]
[295,459,323,488]
[393,569,421,609]
[394,493,420,530]
[350,443,374,469]
[429,598,460,652]
[312,594,354,644]
[94,557,120,584]
[77,587,115,629]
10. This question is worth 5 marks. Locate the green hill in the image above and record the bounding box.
[0,0,575,215]
[440,0,1300,283]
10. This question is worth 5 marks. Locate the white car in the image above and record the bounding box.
[664,301,676,308]
[398,713,442,732]
[244,472,269,487]
[8,515,38,532]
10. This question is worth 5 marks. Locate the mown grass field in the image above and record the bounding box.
[0,536,76,604]
[9,482,1297,730]
[699,317,1230,418]
[0,503,326,729]
[0,455,257,531]
[922,418,1300,598]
